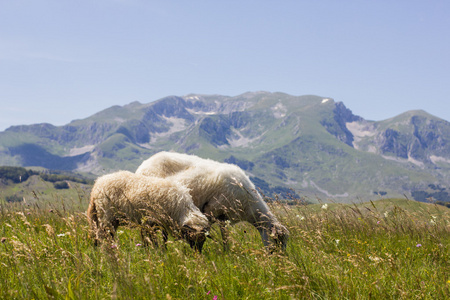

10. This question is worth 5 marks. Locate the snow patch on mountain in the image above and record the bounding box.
[271,102,287,118]
[66,145,95,157]
[186,109,217,115]
[227,128,266,147]
[184,96,200,101]
[149,117,188,143]
[346,121,376,149]
[381,154,425,168]
[308,180,349,198]
[430,155,450,165]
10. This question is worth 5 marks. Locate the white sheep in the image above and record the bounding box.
[87,170,210,252]
[136,152,289,251]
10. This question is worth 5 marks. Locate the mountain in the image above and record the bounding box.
[1,92,449,202]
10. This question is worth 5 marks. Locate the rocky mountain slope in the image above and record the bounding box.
[1,92,449,202]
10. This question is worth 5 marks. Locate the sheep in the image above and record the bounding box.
[87,170,210,252]
[136,152,289,251]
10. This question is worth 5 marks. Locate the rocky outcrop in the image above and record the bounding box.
[1,92,449,201]
[321,102,362,147]
[198,116,231,146]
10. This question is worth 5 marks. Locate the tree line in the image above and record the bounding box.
[0,166,93,191]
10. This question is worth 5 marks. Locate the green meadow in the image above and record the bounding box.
[0,189,449,299]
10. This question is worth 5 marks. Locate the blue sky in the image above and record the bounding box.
[1,0,449,131]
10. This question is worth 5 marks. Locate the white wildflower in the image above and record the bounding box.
[368,255,381,262]
[384,211,389,218]
[429,215,437,225]
[296,215,305,221]
[57,233,66,237]
[335,239,340,245]
[321,204,328,210]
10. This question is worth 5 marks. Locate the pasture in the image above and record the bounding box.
[0,190,449,299]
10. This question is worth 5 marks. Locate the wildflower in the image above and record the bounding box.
[384,211,389,218]
[416,244,422,248]
[111,244,117,249]
[136,243,142,247]
[321,204,328,210]
[207,291,211,295]
[368,255,381,262]
[296,215,305,220]
[1,237,6,243]
[213,296,218,300]
[117,230,124,235]
[43,224,55,236]
[57,233,66,237]
[335,239,340,245]
[377,221,381,224]
[49,209,54,213]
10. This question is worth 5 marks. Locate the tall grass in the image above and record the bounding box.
[0,195,449,299]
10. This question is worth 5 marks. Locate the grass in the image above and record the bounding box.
[0,193,449,299]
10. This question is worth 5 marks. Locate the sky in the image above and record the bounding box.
[0,0,449,131]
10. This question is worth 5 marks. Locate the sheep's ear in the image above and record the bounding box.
[183,224,192,230]
[182,224,196,232]
[183,224,210,235]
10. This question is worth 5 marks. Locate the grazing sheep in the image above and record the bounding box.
[87,170,210,252]
[136,152,289,251]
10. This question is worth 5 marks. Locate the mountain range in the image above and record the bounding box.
[1,92,449,202]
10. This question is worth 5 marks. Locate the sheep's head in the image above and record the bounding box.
[181,224,210,253]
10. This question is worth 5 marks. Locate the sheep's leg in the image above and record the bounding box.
[161,229,168,245]
[110,219,119,239]
[220,223,230,251]
[141,226,157,247]
[189,238,205,253]
[95,222,113,244]
[209,212,230,251]
[96,207,118,243]
[89,221,101,246]
[140,228,153,247]
[141,226,168,250]
[88,203,117,245]
[87,202,100,245]
[257,227,271,248]
[257,226,278,253]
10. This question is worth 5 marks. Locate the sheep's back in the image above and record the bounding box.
[92,171,191,211]
[136,151,199,177]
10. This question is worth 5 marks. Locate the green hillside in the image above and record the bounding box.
[1,92,449,202]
